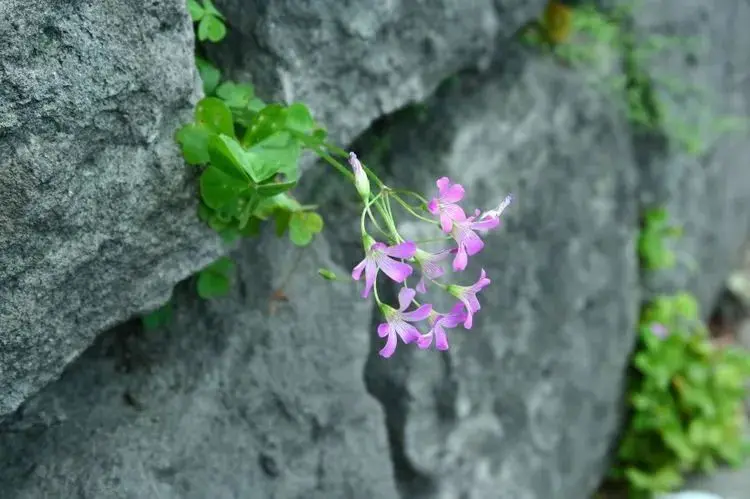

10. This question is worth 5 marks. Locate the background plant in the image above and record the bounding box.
[522,0,747,156]
[606,208,750,497]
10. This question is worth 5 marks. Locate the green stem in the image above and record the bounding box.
[389,189,430,205]
[322,141,349,158]
[413,236,453,244]
[366,205,391,241]
[312,145,354,182]
[391,194,439,225]
[361,191,384,236]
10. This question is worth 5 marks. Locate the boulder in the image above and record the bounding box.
[207,0,549,146]
[0,234,398,499]
[0,0,224,418]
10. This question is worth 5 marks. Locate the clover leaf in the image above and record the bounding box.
[196,257,235,299]
[195,56,222,95]
[176,123,211,165]
[196,97,234,137]
[289,211,324,246]
[141,301,173,331]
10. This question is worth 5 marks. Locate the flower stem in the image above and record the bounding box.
[389,189,429,206]
[361,191,384,236]
[391,194,440,225]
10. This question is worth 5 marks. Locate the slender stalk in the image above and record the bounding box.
[391,194,439,225]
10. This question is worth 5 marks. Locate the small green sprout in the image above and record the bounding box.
[188,0,227,43]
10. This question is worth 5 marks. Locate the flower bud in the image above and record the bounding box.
[348,152,371,200]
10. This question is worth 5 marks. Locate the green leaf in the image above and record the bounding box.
[237,192,260,229]
[674,292,699,320]
[197,256,235,299]
[207,134,251,181]
[257,180,297,197]
[239,216,263,237]
[201,0,224,19]
[195,56,222,95]
[248,97,266,113]
[187,0,205,21]
[216,81,255,109]
[274,210,291,236]
[247,131,301,182]
[318,268,337,281]
[198,15,227,43]
[288,211,323,246]
[284,103,315,133]
[141,301,173,330]
[199,166,248,210]
[196,97,234,137]
[242,104,286,146]
[197,269,231,298]
[175,123,211,165]
[304,212,323,233]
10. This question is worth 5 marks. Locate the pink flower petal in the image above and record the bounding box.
[383,241,417,259]
[427,199,439,214]
[417,333,433,349]
[379,330,398,358]
[463,311,474,329]
[402,304,432,322]
[442,204,467,223]
[436,177,451,193]
[416,277,427,294]
[462,231,484,256]
[362,259,378,298]
[352,258,367,280]
[377,323,390,338]
[441,183,465,203]
[472,216,500,232]
[434,326,449,350]
[453,246,468,271]
[395,323,421,344]
[439,213,453,233]
[397,287,417,311]
[377,256,413,283]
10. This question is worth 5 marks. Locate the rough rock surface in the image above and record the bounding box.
[0,1,224,418]
[0,234,398,499]
[208,0,549,146]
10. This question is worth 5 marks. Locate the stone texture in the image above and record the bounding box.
[0,0,224,418]
[207,0,548,147]
[0,233,397,499]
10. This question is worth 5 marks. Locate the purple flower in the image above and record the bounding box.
[427,177,467,232]
[446,269,491,329]
[377,287,432,358]
[352,237,417,298]
[476,194,513,232]
[413,248,453,293]
[348,152,371,199]
[449,215,499,271]
[417,302,467,351]
[650,323,669,339]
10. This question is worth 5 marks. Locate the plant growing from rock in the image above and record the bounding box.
[607,208,750,497]
[522,0,747,156]
[146,1,515,357]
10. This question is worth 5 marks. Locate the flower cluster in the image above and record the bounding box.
[347,153,513,358]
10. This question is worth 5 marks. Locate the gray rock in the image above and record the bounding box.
[207,0,548,146]
[0,1,225,418]
[0,233,398,499]
[343,42,640,498]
